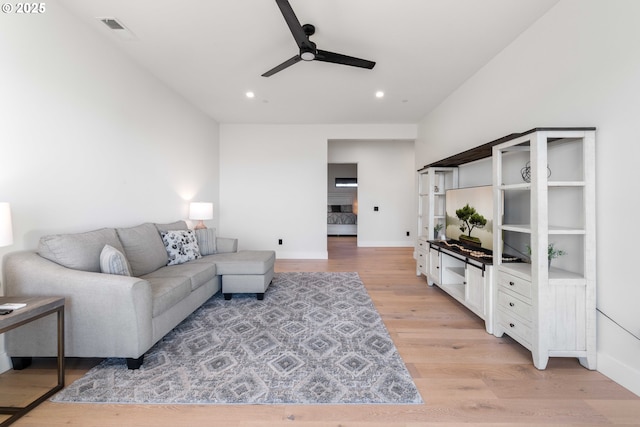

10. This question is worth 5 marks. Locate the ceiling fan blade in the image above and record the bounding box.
[262,54,302,77]
[315,50,376,70]
[275,0,308,48]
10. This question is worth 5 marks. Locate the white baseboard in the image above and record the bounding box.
[357,241,414,247]
[596,311,640,397]
[276,250,328,260]
[597,351,640,397]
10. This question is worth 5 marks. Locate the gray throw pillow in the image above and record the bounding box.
[195,228,217,256]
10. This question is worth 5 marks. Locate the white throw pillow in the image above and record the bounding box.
[161,230,202,265]
[99,244,131,276]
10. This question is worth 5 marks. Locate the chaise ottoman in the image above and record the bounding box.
[213,250,276,300]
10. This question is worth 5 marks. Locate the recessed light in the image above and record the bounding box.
[246,91,255,98]
[375,91,384,98]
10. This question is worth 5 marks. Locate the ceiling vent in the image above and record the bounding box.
[101,18,124,30]
[98,17,136,41]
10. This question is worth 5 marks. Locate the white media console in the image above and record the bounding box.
[416,127,596,370]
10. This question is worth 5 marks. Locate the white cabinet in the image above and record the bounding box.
[492,128,596,370]
[427,242,495,334]
[466,262,487,320]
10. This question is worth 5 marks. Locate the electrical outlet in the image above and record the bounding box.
[406,231,410,236]
[373,206,379,212]
[278,239,283,245]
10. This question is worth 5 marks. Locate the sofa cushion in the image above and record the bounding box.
[116,223,168,277]
[161,230,201,266]
[195,228,217,255]
[143,276,192,317]
[38,228,125,273]
[144,262,217,292]
[155,221,188,233]
[99,244,131,276]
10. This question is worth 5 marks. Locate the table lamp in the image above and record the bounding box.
[189,202,213,230]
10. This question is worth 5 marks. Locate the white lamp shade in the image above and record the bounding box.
[189,202,213,220]
[0,202,13,247]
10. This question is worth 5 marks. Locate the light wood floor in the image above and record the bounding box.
[4,236,639,426]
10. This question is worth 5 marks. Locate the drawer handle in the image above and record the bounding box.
[509,302,515,307]
[509,323,515,328]
[509,281,515,286]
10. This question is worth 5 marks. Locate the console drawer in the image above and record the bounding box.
[498,290,532,322]
[498,271,532,299]
[498,310,532,349]
[417,250,427,274]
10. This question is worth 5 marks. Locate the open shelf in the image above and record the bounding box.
[500,262,585,281]
[438,281,466,303]
[447,266,466,279]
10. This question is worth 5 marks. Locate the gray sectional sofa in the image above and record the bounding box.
[3,220,275,369]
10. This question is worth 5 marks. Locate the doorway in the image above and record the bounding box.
[327,163,358,242]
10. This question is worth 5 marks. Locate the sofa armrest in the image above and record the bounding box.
[216,237,238,253]
[3,251,153,358]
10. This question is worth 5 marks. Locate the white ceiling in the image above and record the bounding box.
[58,0,559,124]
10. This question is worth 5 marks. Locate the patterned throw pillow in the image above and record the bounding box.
[161,230,202,265]
[195,228,217,256]
[99,244,131,276]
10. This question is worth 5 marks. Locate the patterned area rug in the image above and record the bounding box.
[52,272,422,405]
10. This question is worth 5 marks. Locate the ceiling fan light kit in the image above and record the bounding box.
[262,0,375,77]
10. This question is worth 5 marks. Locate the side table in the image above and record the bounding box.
[0,296,65,426]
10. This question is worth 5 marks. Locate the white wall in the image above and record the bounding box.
[219,124,416,259]
[0,2,220,250]
[329,140,416,247]
[416,0,640,395]
[0,2,220,372]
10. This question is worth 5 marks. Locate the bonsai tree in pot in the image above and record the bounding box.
[456,204,487,247]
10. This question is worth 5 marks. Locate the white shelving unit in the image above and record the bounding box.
[416,167,458,277]
[492,128,596,370]
[417,167,459,240]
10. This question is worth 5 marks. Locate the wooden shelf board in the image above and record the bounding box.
[419,127,595,169]
[548,181,585,187]
[500,183,531,190]
[501,224,585,234]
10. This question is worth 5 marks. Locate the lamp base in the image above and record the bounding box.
[193,220,207,230]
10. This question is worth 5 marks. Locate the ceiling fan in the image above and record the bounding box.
[262,0,376,77]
